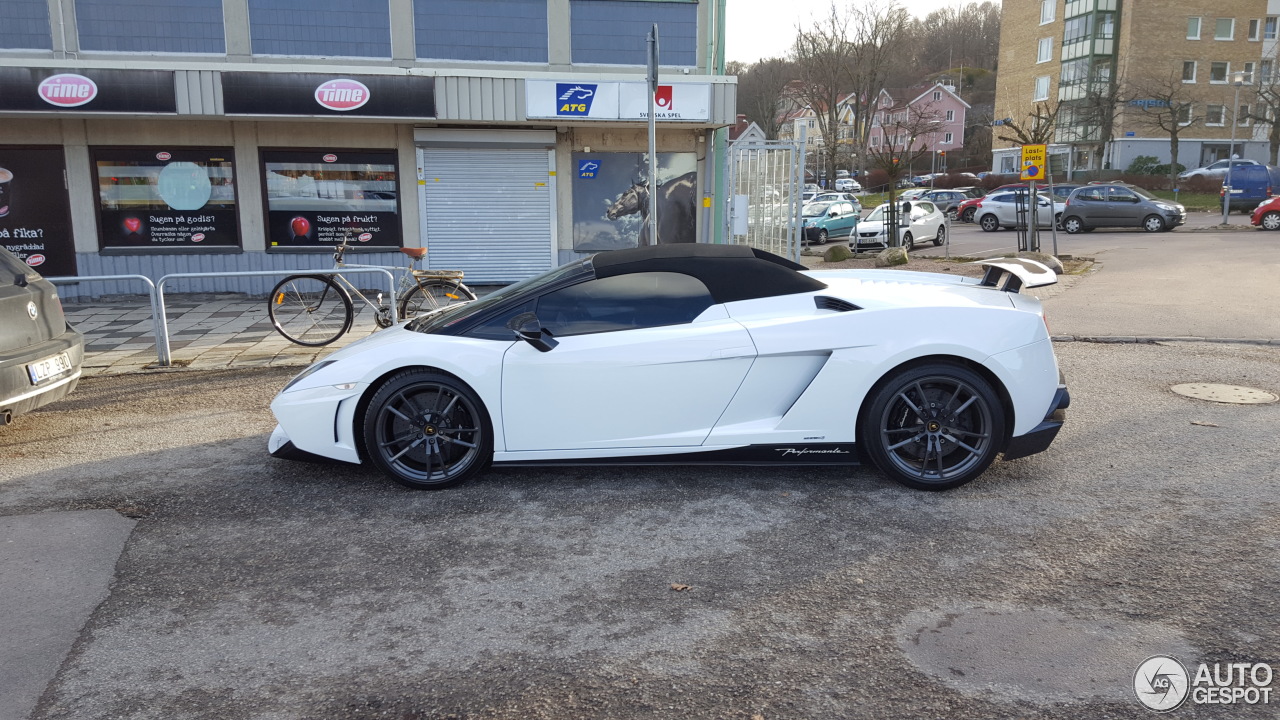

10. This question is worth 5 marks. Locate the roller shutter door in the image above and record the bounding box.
[420,148,554,283]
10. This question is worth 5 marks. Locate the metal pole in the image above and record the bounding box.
[647,24,659,245]
[1224,79,1240,225]
[1046,153,1059,256]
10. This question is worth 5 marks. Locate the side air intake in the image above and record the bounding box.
[814,296,860,312]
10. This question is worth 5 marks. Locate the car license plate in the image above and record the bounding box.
[27,352,73,384]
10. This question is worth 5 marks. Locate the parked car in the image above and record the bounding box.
[921,189,968,218]
[1060,183,1186,233]
[0,246,84,426]
[1220,164,1280,211]
[898,187,931,202]
[1250,193,1280,229]
[951,186,987,199]
[812,192,863,213]
[803,183,822,193]
[974,192,1064,232]
[1045,184,1084,201]
[269,243,1068,492]
[1178,159,1260,181]
[834,177,862,192]
[800,199,861,244]
[956,195,985,223]
[852,200,947,251]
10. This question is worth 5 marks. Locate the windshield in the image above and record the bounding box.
[407,258,594,334]
[865,205,888,222]
[1130,186,1157,200]
[802,202,834,217]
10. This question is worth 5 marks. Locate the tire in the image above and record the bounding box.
[961,207,976,223]
[933,223,946,246]
[268,275,353,346]
[1262,211,1280,230]
[979,214,1000,232]
[862,363,1006,491]
[1054,212,1063,229]
[815,229,829,245]
[1142,214,1166,233]
[901,232,914,251]
[398,280,478,321]
[1062,216,1085,234]
[362,370,493,490]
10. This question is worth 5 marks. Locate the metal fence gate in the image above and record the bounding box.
[723,139,805,261]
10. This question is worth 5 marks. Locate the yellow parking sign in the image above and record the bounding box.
[1020,144,1047,180]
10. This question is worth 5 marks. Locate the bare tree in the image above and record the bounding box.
[1125,71,1203,188]
[863,96,946,246]
[842,1,912,175]
[729,57,794,139]
[995,101,1061,145]
[789,4,856,183]
[1243,51,1280,164]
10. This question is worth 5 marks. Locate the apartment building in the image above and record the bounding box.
[867,83,970,156]
[0,0,735,295]
[994,0,1275,178]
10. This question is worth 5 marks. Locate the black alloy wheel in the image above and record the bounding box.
[961,207,977,223]
[363,370,493,490]
[863,363,1005,491]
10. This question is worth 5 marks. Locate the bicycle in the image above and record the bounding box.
[268,238,476,346]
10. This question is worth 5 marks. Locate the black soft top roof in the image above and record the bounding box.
[591,244,826,303]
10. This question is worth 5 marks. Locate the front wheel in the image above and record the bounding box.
[961,207,976,223]
[1062,216,1085,234]
[1142,214,1166,233]
[862,363,1006,491]
[398,280,478,320]
[268,275,353,346]
[815,229,829,245]
[979,214,999,232]
[901,232,914,251]
[933,224,946,246]
[362,370,493,490]
[1262,211,1280,230]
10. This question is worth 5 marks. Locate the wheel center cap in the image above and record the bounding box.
[423,424,437,436]
[926,420,942,433]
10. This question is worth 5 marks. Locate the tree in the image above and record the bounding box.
[1243,50,1280,164]
[841,1,912,175]
[729,57,794,140]
[995,101,1061,145]
[863,94,946,246]
[1125,71,1203,188]
[789,3,856,181]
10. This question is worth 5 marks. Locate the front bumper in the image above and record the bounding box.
[1003,383,1069,461]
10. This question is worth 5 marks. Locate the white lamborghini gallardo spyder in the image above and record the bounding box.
[269,244,1068,491]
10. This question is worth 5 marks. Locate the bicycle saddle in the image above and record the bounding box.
[399,247,429,259]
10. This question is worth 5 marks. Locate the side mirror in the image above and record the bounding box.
[506,312,558,352]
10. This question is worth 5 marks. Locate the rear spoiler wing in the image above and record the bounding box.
[970,258,1057,293]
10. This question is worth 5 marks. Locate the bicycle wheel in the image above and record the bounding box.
[398,279,477,320]
[268,274,354,346]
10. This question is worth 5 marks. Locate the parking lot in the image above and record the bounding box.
[2,222,1278,720]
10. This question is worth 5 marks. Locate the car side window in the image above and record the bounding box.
[1108,187,1138,202]
[1077,187,1106,202]
[535,272,715,338]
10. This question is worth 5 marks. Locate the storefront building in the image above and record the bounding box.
[0,0,734,297]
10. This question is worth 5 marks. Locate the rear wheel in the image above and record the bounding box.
[1262,211,1280,230]
[268,275,353,346]
[398,280,477,320]
[901,232,914,251]
[362,370,492,490]
[1062,216,1085,234]
[862,363,1005,491]
[979,214,1000,232]
[1142,214,1166,233]
[961,207,977,223]
[933,224,946,246]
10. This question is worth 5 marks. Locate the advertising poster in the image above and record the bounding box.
[572,152,698,252]
[0,146,76,276]
[94,148,239,249]
[263,150,401,250]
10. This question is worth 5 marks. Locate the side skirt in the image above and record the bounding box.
[493,443,861,468]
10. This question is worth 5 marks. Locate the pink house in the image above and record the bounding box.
[868,82,970,156]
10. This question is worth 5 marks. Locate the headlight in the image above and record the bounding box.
[281,359,337,393]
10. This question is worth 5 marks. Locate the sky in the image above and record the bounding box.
[724,0,978,65]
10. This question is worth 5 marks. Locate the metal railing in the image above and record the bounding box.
[49,267,396,367]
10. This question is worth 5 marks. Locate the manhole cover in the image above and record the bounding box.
[1170,383,1278,404]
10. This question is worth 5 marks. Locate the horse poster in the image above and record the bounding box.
[572,152,697,252]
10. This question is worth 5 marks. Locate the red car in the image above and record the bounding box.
[1250,195,1280,229]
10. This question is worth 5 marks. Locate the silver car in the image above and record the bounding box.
[974,191,1063,232]
[1059,184,1186,233]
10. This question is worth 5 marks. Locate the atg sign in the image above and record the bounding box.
[526,80,711,121]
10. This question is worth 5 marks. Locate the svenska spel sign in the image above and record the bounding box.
[1020,144,1047,180]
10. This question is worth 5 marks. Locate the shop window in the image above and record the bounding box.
[76,0,224,53]
[92,147,239,251]
[415,0,547,62]
[570,0,697,66]
[261,149,400,250]
[249,0,390,58]
[0,146,76,275]
[1,0,52,50]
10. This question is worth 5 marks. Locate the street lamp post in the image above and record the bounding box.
[1223,70,1246,225]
